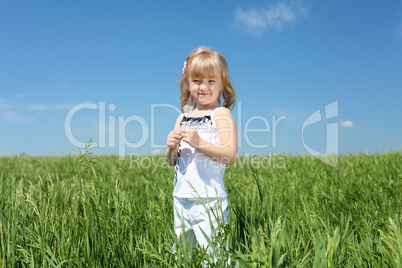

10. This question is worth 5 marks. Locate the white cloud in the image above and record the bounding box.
[26,103,75,111]
[234,2,310,35]
[0,99,75,122]
[0,99,74,111]
[56,81,71,89]
[152,149,161,155]
[234,8,268,35]
[0,99,11,110]
[0,112,34,122]
[340,120,354,128]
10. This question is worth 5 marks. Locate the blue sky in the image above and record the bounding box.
[0,0,401,157]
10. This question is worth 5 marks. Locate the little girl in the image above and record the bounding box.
[165,47,237,260]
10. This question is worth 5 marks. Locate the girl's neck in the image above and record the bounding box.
[195,101,221,111]
[195,104,221,113]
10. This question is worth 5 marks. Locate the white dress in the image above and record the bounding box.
[173,107,227,199]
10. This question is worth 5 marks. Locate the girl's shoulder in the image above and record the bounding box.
[177,113,188,122]
[213,106,232,117]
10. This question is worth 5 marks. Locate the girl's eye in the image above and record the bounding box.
[209,80,215,83]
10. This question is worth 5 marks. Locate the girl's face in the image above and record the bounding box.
[188,71,223,109]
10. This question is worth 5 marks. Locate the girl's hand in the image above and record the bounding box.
[181,127,203,148]
[167,130,183,150]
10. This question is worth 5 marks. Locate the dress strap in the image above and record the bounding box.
[210,107,223,116]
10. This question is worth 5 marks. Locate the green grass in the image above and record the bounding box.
[0,149,401,267]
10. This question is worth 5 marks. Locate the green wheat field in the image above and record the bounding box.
[0,147,401,267]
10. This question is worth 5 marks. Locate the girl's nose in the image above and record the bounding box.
[200,83,208,90]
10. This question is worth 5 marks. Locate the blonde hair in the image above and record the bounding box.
[179,47,236,111]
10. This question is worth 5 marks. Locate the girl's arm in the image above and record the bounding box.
[165,114,183,166]
[181,108,237,165]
